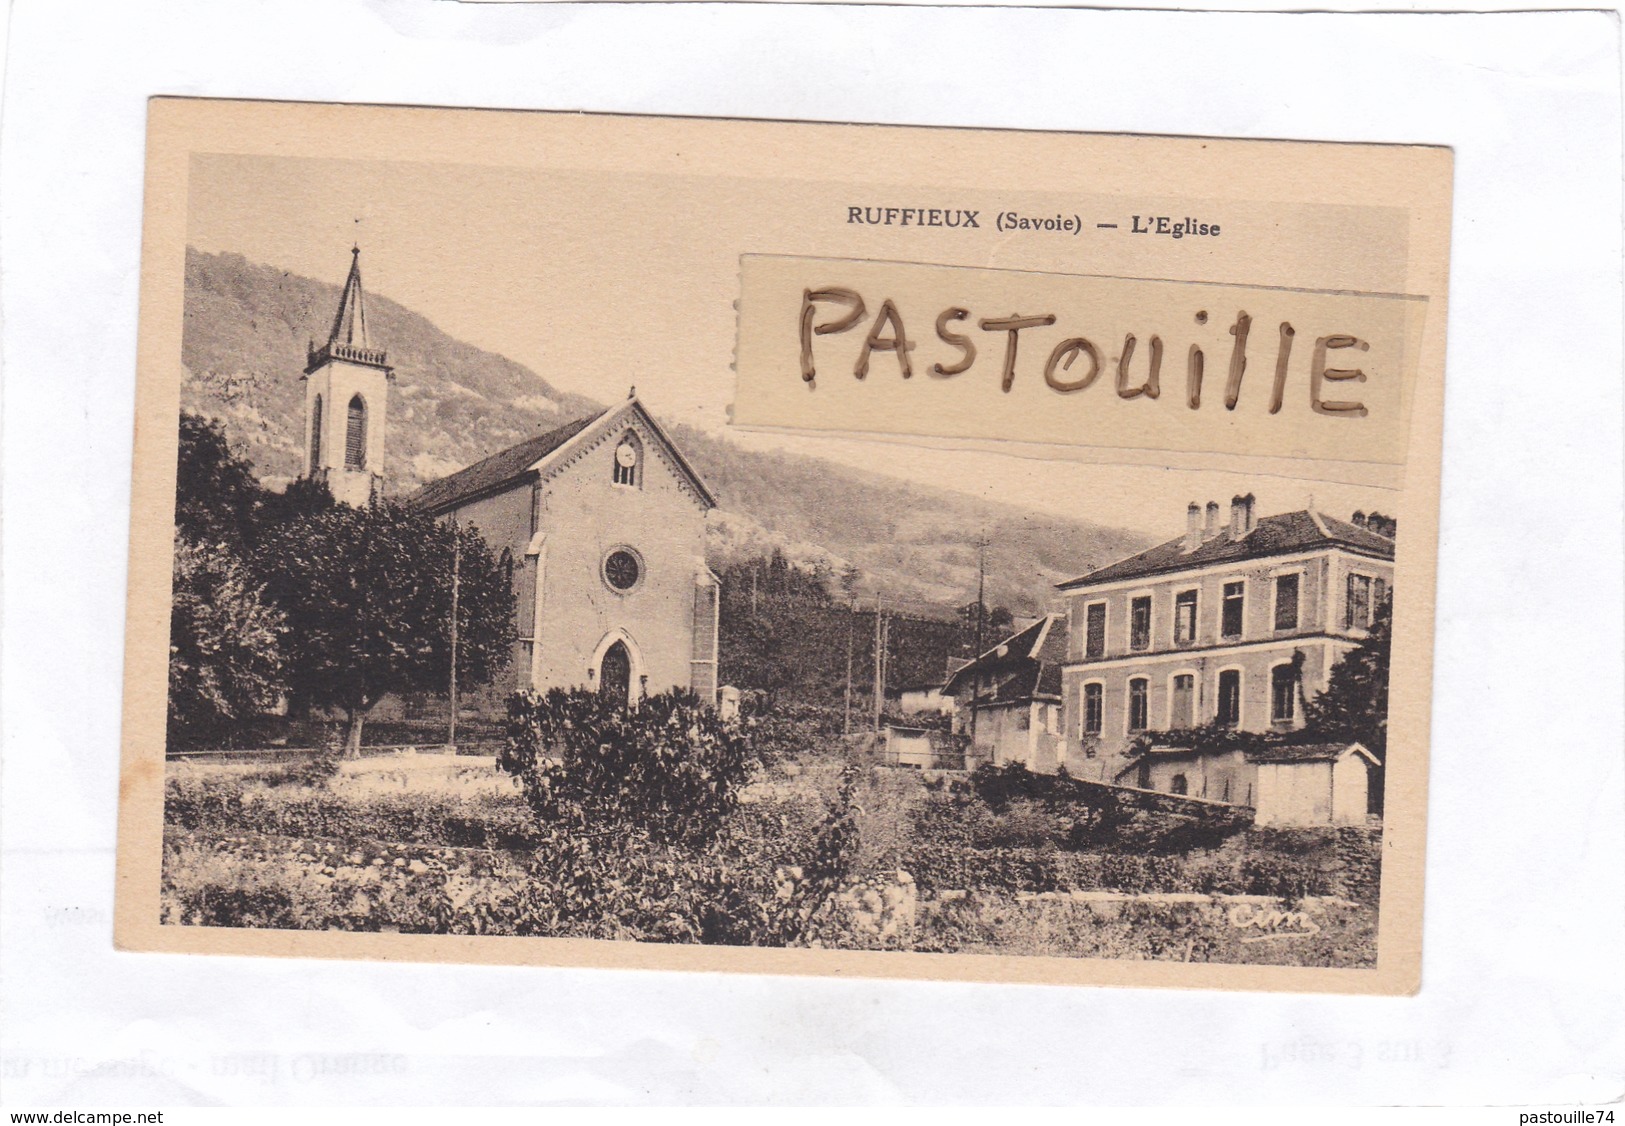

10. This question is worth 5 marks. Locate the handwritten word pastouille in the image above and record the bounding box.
[796,287,1372,418]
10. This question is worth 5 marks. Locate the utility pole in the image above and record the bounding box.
[974,535,989,659]
[970,534,990,751]
[448,519,461,752]
[872,590,885,735]
[844,600,855,737]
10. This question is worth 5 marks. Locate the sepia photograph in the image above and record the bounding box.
[11,1,1624,1110]
[117,100,1450,991]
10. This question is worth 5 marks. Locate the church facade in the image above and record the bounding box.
[298,248,721,707]
[407,397,721,706]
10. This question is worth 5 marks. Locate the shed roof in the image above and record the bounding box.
[1246,741,1378,765]
[1118,739,1378,772]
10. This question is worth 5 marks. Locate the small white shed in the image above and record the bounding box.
[1249,742,1380,827]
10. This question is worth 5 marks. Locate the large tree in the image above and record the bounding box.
[174,412,266,550]
[167,538,288,748]
[1302,594,1393,759]
[255,500,517,755]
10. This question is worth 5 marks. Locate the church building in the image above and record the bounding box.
[407,395,722,706]
[299,247,722,708]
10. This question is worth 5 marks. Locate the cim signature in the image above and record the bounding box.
[1228,902,1322,942]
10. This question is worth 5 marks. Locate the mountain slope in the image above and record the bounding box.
[180,248,1151,616]
[182,250,601,492]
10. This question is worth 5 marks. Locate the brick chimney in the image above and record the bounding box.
[1229,493,1259,538]
[1184,502,1202,550]
[1205,501,1221,538]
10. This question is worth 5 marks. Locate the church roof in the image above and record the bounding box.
[330,248,370,348]
[408,411,606,514]
[407,397,717,515]
[306,247,390,373]
[1057,509,1394,590]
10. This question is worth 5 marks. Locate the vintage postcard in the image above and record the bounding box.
[117,99,1450,993]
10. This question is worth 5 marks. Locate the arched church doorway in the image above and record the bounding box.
[598,640,632,705]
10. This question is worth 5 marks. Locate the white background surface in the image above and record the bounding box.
[2,0,1622,1107]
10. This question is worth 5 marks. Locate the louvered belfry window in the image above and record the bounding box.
[309,395,323,470]
[345,394,366,470]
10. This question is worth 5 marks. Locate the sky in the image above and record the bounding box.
[185,151,1400,539]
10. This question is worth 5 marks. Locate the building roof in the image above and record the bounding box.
[1116,739,1377,778]
[1246,741,1378,765]
[1057,509,1394,590]
[943,613,1067,702]
[407,396,717,515]
[329,247,371,350]
[305,247,390,374]
[408,411,603,514]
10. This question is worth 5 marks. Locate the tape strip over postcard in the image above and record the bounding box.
[734,254,1427,471]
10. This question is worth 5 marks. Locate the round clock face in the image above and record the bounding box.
[604,549,641,591]
[615,443,638,468]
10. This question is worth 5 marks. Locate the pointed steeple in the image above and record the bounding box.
[306,246,391,375]
[330,245,370,348]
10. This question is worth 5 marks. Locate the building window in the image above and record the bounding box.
[1130,596,1152,651]
[1127,677,1149,732]
[602,547,643,592]
[1174,589,1198,645]
[530,484,543,537]
[309,394,323,470]
[1346,573,1374,629]
[1221,580,1245,638]
[1082,682,1103,736]
[345,394,366,470]
[1084,602,1106,659]
[612,432,642,487]
[1217,669,1241,727]
[1274,573,1300,631]
[1170,773,1189,796]
[1170,673,1195,729]
[1271,663,1299,723]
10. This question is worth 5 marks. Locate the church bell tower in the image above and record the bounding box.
[303,246,393,507]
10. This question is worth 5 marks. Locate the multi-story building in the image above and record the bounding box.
[943,614,1068,770]
[1054,495,1395,805]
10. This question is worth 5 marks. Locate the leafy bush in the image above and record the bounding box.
[293,727,346,788]
[165,772,539,851]
[1125,721,1269,760]
[162,781,865,947]
[969,761,1063,810]
[903,834,1335,897]
[908,891,1376,966]
[736,701,846,765]
[499,689,755,845]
